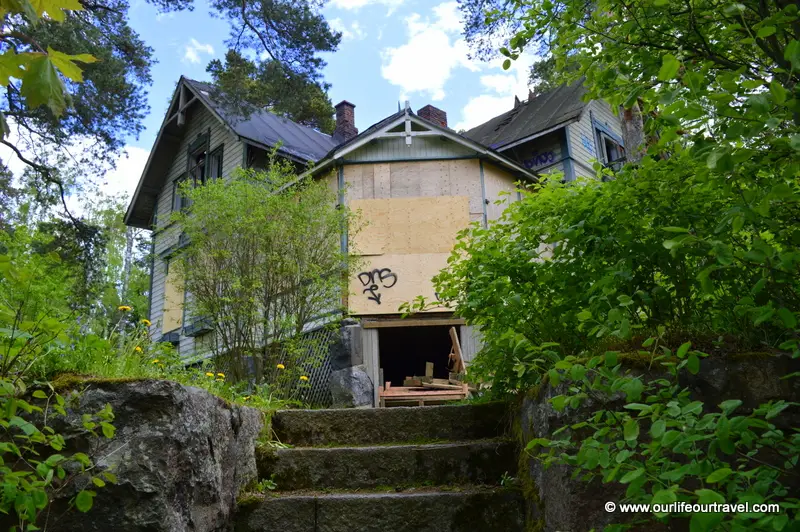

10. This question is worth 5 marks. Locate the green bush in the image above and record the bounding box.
[425,148,799,394]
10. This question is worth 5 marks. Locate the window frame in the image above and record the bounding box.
[207,144,224,181]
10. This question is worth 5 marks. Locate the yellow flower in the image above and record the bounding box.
[205,372,215,377]
[141,319,152,327]
[243,396,251,401]
[299,375,309,382]
[134,346,142,353]
[118,305,132,312]
[217,373,225,378]
[276,364,285,370]
[151,359,160,364]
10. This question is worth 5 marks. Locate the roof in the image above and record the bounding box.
[463,80,588,150]
[184,79,337,162]
[125,77,338,228]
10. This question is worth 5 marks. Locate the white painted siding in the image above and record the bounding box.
[567,100,623,179]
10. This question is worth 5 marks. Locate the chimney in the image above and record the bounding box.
[417,104,448,128]
[333,100,358,143]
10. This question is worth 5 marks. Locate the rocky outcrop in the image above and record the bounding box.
[328,364,373,408]
[45,379,264,532]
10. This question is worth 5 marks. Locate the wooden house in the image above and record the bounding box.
[125,76,624,406]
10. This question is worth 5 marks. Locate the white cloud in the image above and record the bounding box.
[330,0,405,15]
[183,38,214,65]
[381,2,478,102]
[330,18,367,41]
[453,52,538,131]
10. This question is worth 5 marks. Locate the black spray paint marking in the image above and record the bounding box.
[357,268,398,304]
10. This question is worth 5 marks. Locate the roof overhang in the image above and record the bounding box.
[494,116,581,152]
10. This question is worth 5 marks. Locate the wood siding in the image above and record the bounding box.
[345,136,475,162]
[149,100,243,357]
[567,99,623,179]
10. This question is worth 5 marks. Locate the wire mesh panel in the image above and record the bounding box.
[292,325,336,408]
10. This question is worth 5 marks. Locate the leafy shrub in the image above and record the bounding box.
[528,331,800,531]
[424,148,799,394]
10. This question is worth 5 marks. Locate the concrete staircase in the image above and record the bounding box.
[234,402,525,532]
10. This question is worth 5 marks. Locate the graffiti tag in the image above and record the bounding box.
[581,134,595,156]
[522,150,555,169]
[357,268,398,305]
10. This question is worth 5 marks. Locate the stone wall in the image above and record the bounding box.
[517,354,800,531]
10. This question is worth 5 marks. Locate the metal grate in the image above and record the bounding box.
[291,325,336,408]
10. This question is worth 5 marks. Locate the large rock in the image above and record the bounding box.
[44,379,264,532]
[328,364,373,407]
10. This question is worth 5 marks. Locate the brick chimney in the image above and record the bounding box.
[417,104,447,128]
[333,100,358,143]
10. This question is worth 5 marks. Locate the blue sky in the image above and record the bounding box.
[96,0,535,199]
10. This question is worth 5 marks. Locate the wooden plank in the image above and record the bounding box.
[422,382,464,390]
[425,362,434,378]
[361,317,465,329]
[448,326,465,374]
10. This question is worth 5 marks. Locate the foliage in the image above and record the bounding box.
[172,156,357,387]
[528,332,800,531]
[206,0,340,133]
[0,376,118,530]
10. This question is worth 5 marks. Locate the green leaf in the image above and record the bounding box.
[502,59,511,70]
[662,226,689,233]
[756,25,776,38]
[619,467,644,484]
[74,490,94,512]
[790,134,800,152]
[650,419,666,438]
[687,353,700,374]
[19,54,66,116]
[47,48,97,83]
[769,80,787,104]
[706,467,733,483]
[623,418,639,441]
[784,39,800,71]
[32,390,47,399]
[91,477,105,488]
[100,422,115,439]
[719,400,742,415]
[651,489,677,510]
[658,54,681,81]
[777,308,797,329]
[577,310,592,321]
[676,341,691,359]
[28,0,83,21]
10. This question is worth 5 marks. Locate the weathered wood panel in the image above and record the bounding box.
[162,263,184,334]
[349,253,451,315]
[346,135,475,162]
[482,162,519,221]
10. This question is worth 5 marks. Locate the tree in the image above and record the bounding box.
[173,156,358,385]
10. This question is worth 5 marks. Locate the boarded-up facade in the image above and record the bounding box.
[126,75,624,405]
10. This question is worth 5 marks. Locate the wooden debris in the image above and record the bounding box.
[425,362,434,378]
[403,378,423,387]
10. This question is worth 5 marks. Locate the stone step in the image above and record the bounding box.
[235,488,525,532]
[259,439,518,491]
[271,401,510,446]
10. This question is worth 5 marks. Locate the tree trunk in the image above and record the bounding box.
[619,102,646,163]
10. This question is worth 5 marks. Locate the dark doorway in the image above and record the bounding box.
[378,325,453,387]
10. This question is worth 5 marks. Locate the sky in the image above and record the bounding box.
[9,0,536,206]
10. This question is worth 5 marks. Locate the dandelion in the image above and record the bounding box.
[151,359,160,364]
[243,396,251,401]
[118,305,132,312]
[217,373,225,378]
[276,364,285,370]
[299,375,309,382]
[205,372,215,377]
[141,319,152,327]
[134,346,142,353]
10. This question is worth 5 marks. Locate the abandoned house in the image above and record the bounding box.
[124,76,624,407]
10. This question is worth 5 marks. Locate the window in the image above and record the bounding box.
[208,145,224,180]
[172,174,190,212]
[188,147,206,186]
[596,131,625,166]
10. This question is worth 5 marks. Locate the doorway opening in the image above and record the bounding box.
[377,325,454,387]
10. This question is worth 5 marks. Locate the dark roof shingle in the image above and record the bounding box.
[464,80,588,149]
[185,79,337,162]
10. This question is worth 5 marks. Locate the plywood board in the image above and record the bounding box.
[162,265,184,333]
[482,161,519,221]
[344,164,363,202]
[374,163,391,198]
[418,160,450,197]
[349,253,451,315]
[348,196,469,256]
[361,164,375,199]
[447,159,482,215]
[389,162,421,197]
